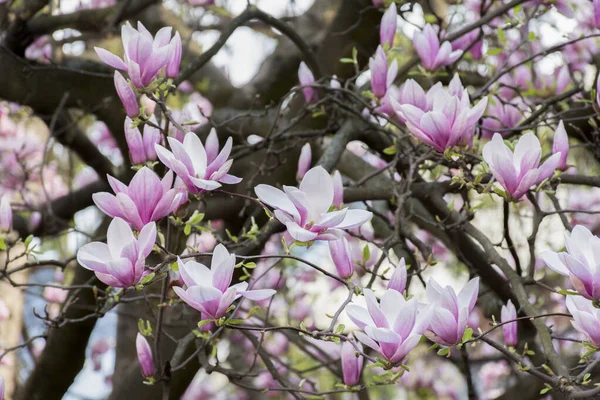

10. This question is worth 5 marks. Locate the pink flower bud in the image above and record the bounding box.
[136,333,155,378]
[166,32,182,78]
[332,170,343,208]
[500,299,518,347]
[0,196,12,233]
[298,62,317,103]
[329,237,354,279]
[369,46,389,98]
[114,72,139,118]
[552,120,568,170]
[341,340,363,386]
[297,143,312,181]
[388,258,407,293]
[380,3,397,48]
[125,118,161,164]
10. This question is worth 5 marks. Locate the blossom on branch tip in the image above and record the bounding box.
[425,277,479,346]
[173,244,276,320]
[93,167,184,230]
[255,166,372,243]
[155,129,242,195]
[297,143,312,181]
[380,3,397,48]
[500,299,518,347]
[298,62,317,103]
[124,117,161,165]
[413,24,463,71]
[341,339,363,386]
[482,132,561,200]
[95,22,181,87]
[136,333,155,378]
[369,46,397,98]
[541,225,600,300]
[329,236,354,279]
[346,289,429,364]
[553,120,569,171]
[77,218,156,288]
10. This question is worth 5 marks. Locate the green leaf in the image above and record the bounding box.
[340,58,355,64]
[383,145,397,155]
[462,327,474,343]
[437,347,449,356]
[0,238,6,251]
[497,28,506,45]
[487,48,504,56]
[140,272,155,285]
[362,245,371,264]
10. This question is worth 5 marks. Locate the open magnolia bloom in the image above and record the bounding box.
[255,166,372,242]
[542,225,600,300]
[566,296,600,346]
[155,130,242,195]
[95,21,181,87]
[93,167,185,231]
[77,218,156,288]
[425,277,479,346]
[346,289,430,364]
[173,244,276,320]
[482,132,561,200]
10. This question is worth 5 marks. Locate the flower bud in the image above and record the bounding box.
[380,3,397,48]
[297,143,312,181]
[552,120,568,171]
[341,340,363,386]
[500,299,518,347]
[329,237,354,279]
[298,62,317,103]
[136,333,155,378]
[388,258,407,293]
[114,72,139,118]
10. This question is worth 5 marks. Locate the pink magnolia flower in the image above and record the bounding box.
[553,120,569,170]
[566,296,600,346]
[369,46,398,98]
[173,244,276,320]
[450,28,483,60]
[329,236,354,279]
[155,130,242,194]
[425,277,479,346]
[482,133,561,200]
[380,3,397,47]
[95,22,180,88]
[297,143,312,181]
[501,299,518,347]
[0,195,12,233]
[341,340,363,386]
[346,289,429,364]
[387,258,407,293]
[542,225,600,300]
[298,62,317,103]
[255,166,372,242]
[393,82,487,152]
[93,167,184,231]
[77,218,156,288]
[124,117,161,164]
[413,24,463,71]
[136,333,155,377]
[43,286,68,304]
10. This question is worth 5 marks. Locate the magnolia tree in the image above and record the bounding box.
[3,0,600,399]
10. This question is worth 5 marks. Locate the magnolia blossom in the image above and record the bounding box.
[93,168,184,230]
[541,225,600,300]
[341,340,363,386]
[481,96,524,138]
[425,277,479,346]
[95,22,181,88]
[297,143,312,181]
[155,130,242,194]
[298,62,317,103]
[329,236,354,279]
[136,333,155,377]
[255,166,372,242]
[346,289,429,363]
[77,218,155,287]
[392,80,487,152]
[369,46,397,98]
[450,29,483,59]
[566,296,600,346]
[380,3,397,47]
[413,24,463,71]
[387,258,407,293]
[0,196,12,233]
[500,299,518,347]
[553,120,569,170]
[482,133,561,200]
[124,117,161,164]
[173,244,276,320]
